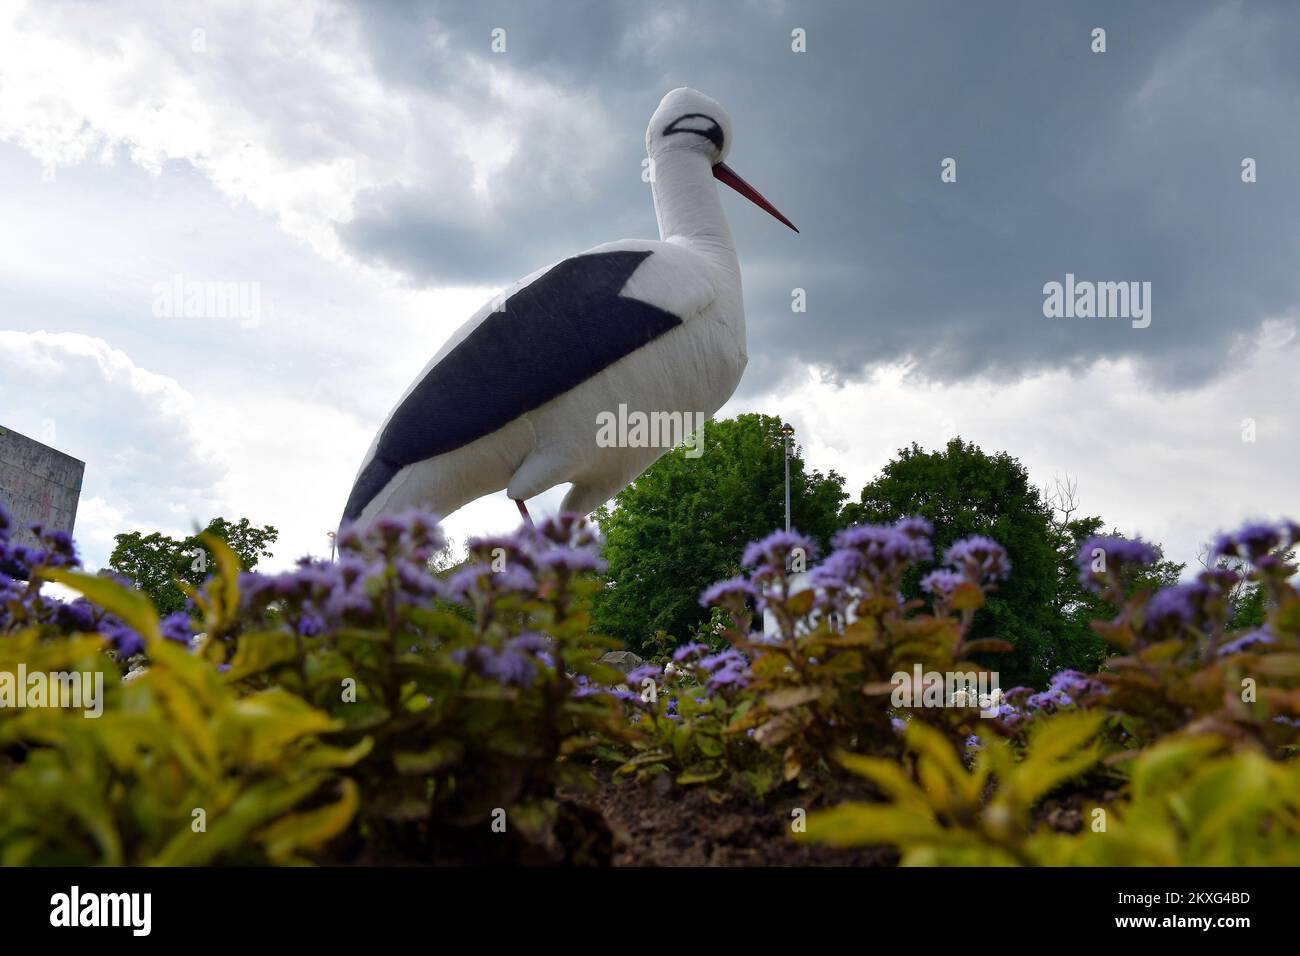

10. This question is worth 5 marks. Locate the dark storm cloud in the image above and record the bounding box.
[337,0,1300,392]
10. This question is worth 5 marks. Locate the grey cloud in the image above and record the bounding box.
[336,0,1300,392]
[0,332,224,565]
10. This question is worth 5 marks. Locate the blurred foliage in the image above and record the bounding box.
[208,515,627,862]
[800,520,1300,864]
[802,722,1300,865]
[0,563,362,865]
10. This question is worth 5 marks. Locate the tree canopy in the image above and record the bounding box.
[841,439,1184,687]
[841,439,1060,684]
[109,517,278,614]
[593,413,847,654]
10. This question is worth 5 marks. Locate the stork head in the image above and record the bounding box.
[646,87,798,233]
[647,87,734,165]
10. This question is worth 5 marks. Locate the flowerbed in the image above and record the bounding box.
[2,500,1298,866]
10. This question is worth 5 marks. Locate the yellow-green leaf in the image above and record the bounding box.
[43,568,161,644]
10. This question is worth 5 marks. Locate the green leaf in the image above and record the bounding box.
[257,779,360,864]
[801,803,943,848]
[676,766,724,785]
[43,568,161,644]
[393,741,463,775]
[836,751,927,805]
[762,685,826,711]
[224,629,300,681]
[1012,710,1106,806]
[695,733,724,758]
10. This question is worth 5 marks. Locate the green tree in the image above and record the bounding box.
[109,517,278,613]
[1197,539,1293,631]
[1056,520,1184,671]
[593,414,847,654]
[1043,479,1183,674]
[843,439,1081,687]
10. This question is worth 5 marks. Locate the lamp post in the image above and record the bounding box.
[780,422,794,533]
[327,531,336,563]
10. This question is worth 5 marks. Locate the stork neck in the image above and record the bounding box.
[650,149,738,272]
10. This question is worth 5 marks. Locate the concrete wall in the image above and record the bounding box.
[0,425,86,551]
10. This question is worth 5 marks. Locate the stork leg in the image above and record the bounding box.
[515,497,535,529]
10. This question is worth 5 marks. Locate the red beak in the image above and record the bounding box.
[713,162,799,233]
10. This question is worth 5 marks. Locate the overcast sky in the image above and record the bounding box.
[1,0,1296,573]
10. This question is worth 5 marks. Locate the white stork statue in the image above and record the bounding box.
[340,87,797,529]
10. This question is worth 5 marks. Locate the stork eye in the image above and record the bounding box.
[662,112,724,151]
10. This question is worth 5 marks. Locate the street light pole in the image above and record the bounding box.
[780,422,794,533]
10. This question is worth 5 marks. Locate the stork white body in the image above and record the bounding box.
[341,89,793,529]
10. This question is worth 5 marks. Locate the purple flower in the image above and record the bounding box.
[1076,535,1159,591]
[699,575,756,610]
[698,648,746,672]
[1143,582,1215,633]
[1217,628,1275,657]
[484,648,537,687]
[536,512,601,550]
[920,568,965,597]
[507,632,550,654]
[833,522,931,563]
[807,549,864,591]
[322,582,374,620]
[672,642,708,663]
[943,536,1011,585]
[395,559,443,598]
[626,663,662,687]
[741,529,818,570]
[535,546,606,575]
[830,518,933,589]
[1027,688,1072,711]
[707,663,749,691]
[995,702,1027,727]
[467,530,538,570]
[1212,521,1283,561]
[102,621,145,658]
[294,613,325,637]
[160,611,194,645]
[695,648,750,690]
[0,519,83,577]
[446,562,535,600]
[58,600,100,633]
[1048,669,1097,697]
[337,509,446,563]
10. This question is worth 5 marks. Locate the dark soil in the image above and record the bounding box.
[560,769,897,867]
[340,771,1112,867]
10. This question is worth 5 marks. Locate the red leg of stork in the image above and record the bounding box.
[515,498,535,528]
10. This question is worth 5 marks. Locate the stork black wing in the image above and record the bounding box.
[342,249,681,522]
